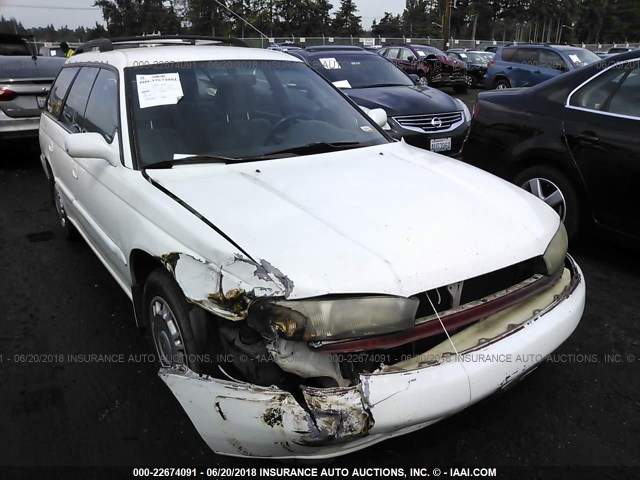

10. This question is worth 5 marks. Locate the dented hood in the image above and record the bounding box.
[147,141,559,299]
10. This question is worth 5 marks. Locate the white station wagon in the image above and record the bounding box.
[39,36,586,459]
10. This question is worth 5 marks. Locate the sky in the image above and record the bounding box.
[0,0,407,30]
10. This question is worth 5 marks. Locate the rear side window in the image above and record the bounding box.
[569,65,629,111]
[83,69,119,142]
[515,49,540,66]
[608,67,640,118]
[46,67,79,118]
[399,49,414,61]
[501,48,517,62]
[61,67,100,133]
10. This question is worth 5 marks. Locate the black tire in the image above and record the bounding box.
[514,165,581,240]
[143,269,206,373]
[493,78,511,90]
[51,180,79,240]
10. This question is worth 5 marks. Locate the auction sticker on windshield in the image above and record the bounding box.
[136,73,184,109]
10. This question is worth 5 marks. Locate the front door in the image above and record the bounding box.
[563,59,640,238]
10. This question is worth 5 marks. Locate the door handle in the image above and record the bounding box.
[533,70,541,74]
[576,132,600,143]
[507,66,513,70]
[71,160,78,179]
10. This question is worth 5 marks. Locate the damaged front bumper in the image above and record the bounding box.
[159,256,585,459]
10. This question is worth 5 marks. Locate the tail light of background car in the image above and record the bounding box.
[0,88,17,101]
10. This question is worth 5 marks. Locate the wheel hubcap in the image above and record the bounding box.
[521,177,567,221]
[466,76,472,86]
[419,77,428,86]
[497,83,508,89]
[150,297,186,368]
[54,186,66,228]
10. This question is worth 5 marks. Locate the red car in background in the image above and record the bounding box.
[379,44,468,93]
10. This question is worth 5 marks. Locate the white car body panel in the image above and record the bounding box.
[147,141,559,299]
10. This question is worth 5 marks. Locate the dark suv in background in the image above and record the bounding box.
[379,44,468,93]
[484,44,600,89]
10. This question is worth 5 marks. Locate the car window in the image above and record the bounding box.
[515,48,540,66]
[61,67,100,133]
[569,65,629,111]
[382,48,400,59]
[399,49,414,61]
[309,53,413,88]
[539,50,566,70]
[46,67,79,118]
[608,67,640,117]
[127,60,388,166]
[84,69,119,142]
[501,47,517,62]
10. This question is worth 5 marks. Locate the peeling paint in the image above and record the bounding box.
[262,407,284,428]
[158,252,291,321]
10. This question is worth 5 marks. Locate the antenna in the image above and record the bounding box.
[211,0,269,40]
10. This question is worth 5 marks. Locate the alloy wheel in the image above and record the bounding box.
[521,177,567,221]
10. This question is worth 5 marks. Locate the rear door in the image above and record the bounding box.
[564,60,640,237]
[512,48,540,87]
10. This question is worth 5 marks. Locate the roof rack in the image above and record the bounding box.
[74,35,247,54]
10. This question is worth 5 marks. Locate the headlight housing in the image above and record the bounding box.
[543,222,568,275]
[250,296,419,342]
[454,98,472,124]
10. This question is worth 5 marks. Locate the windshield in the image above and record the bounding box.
[414,46,445,57]
[563,49,600,68]
[127,60,388,167]
[308,53,413,88]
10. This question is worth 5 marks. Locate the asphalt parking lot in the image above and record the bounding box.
[1,89,639,476]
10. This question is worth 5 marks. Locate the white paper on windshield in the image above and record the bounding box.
[568,54,580,64]
[417,51,427,57]
[332,80,352,89]
[459,53,468,58]
[320,58,341,69]
[136,73,184,109]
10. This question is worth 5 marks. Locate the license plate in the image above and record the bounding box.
[36,95,46,109]
[430,137,452,152]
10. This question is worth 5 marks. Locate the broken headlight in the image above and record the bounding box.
[543,222,568,275]
[250,296,419,342]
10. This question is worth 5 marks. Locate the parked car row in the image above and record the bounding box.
[35,35,586,460]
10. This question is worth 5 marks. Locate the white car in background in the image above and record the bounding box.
[39,36,585,459]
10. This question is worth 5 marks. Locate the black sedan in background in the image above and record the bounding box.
[292,46,471,155]
[462,50,640,241]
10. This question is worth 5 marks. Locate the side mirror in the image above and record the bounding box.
[408,74,421,85]
[64,132,120,167]
[407,55,415,63]
[367,108,388,128]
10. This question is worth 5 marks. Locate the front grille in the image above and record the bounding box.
[393,111,463,133]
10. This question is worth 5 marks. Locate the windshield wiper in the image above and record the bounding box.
[144,154,253,169]
[260,141,365,157]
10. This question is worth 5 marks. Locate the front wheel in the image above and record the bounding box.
[514,166,581,240]
[143,269,206,373]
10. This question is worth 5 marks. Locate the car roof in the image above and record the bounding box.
[505,44,586,51]
[303,45,365,53]
[67,45,302,69]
